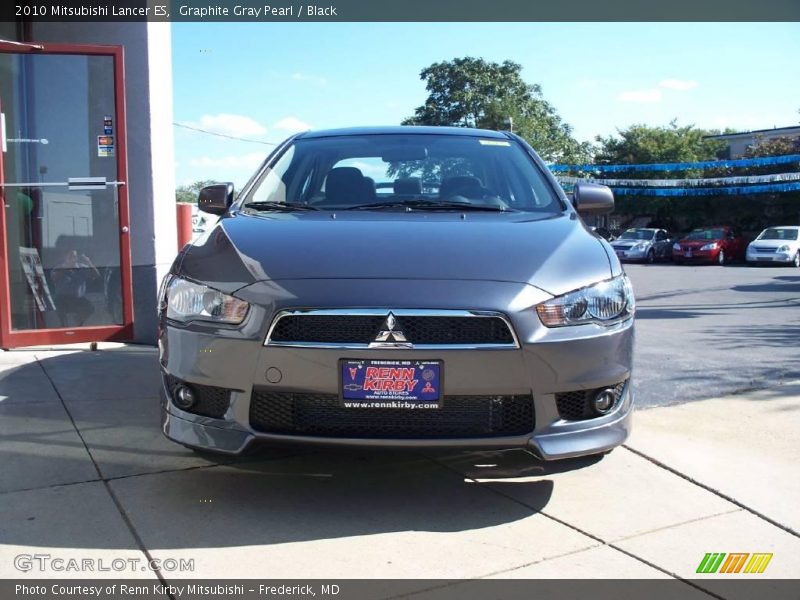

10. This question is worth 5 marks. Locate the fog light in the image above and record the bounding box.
[173,384,196,410]
[592,388,617,414]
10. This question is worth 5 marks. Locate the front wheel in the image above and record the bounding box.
[646,249,655,264]
[793,251,800,268]
[717,250,726,266]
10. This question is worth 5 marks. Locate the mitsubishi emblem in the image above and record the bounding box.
[369,312,412,348]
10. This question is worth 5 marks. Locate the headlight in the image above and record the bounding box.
[165,277,249,324]
[536,274,635,327]
[777,245,790,252]
[700,242,718,251]
[672,243,681,251]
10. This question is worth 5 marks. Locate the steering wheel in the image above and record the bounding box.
[444,184,510,210]
[444,182,495,200]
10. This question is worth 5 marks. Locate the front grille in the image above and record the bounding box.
[164,375,232,418]
[249,390,534,438]
[268,313,515,346]
[752,247,777,253]
[270,315,386,344]
[555,380,627,421]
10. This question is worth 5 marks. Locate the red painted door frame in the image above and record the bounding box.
[0,41,134,348]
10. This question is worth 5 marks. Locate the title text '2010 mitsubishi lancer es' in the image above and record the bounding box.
[158,126,634,460]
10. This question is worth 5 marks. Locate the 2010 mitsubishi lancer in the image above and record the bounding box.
[158,126,634,459]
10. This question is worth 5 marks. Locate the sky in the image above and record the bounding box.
[171,22,800,187]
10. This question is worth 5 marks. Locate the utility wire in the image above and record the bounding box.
[173,122,279,146]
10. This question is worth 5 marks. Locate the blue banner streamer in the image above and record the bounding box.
[557,172,800,187]
[608,182,800,196]
[550,154,800,173]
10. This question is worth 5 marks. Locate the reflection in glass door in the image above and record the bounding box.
[0,44,132,347]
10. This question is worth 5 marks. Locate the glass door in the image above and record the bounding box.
[0,42,132,347]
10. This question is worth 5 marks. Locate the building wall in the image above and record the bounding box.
[719,128,800,158]
[29,22,177,344]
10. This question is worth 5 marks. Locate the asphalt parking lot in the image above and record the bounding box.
[1,263,798,588]
[625,262,800,407]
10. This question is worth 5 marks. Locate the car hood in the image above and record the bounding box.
[179,211,615,297]
[749,239,797,247]
[677,238,722,247]
[612,240,650,247]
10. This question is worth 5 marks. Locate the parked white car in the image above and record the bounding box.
[746,226,800,267]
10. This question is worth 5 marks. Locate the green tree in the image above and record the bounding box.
[175,180,216,204]
[594,120,727,165]
[744,136,800,157]
[403,57,591,163]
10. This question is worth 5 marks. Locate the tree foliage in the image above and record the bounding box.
[175,180,216,204]
[403,57,591,163]
[744,135,800,157]
[594,120,727,165]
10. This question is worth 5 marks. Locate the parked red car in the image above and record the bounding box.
[672,226,747,265]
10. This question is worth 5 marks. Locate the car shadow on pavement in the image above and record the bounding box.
[701,323,800,350]
[731,275,800,294]
[1,352,588,552]
[1,446,561,551]
[634,307,717,320]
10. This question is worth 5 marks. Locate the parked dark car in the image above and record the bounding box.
[610,228,673,263]
[672,226,747,265]
[157,126,635,460]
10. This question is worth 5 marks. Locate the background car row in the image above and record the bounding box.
[607,225,800,267]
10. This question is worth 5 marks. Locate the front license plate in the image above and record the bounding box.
[340,359,441,408]
[684,250,693,258]
[615,251,624,257]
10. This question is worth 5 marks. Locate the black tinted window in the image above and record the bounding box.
[244,134,561,213]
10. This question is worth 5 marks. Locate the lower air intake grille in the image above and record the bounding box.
[164,375,232,418]
[555,380,628,421]
[249,390,534,438]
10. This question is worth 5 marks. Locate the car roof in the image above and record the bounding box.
[297,126,510,140]
[763,225,800,229]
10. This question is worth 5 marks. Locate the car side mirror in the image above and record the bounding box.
[573,182,614,215]
[198,183,234,216]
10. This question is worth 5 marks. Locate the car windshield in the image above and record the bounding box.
[758,228,798,241]
[619,229,653,241]
[241,133,562,213]
[686,228,724,240]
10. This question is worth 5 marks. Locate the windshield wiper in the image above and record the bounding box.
[242,201,320,211]
[345,199,513,212]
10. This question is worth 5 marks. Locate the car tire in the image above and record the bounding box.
[794,251,800,268]
[646,249,655,264]
[717,250,726,266]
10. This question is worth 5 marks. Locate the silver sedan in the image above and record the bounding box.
[611,228,674,263]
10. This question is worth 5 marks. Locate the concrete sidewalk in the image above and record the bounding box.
[1,345,798,591]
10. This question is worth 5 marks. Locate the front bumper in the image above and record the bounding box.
[746,251,794,264]
[162,384,633,459]
[612,247,648,261]
[159,279,634,460]
[672,249,718,262]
